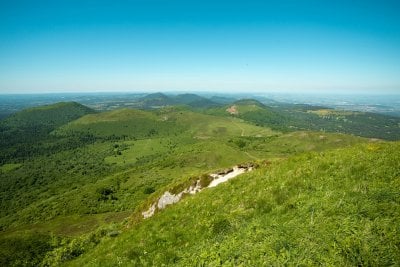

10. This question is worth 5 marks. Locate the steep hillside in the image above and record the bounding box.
[66,141,400,266]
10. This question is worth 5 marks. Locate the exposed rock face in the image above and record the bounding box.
[208,166,249,188]
[141,164,254,219]
[157,191,183,209]
[142,203,156,219]
[226,105,238,115]
[186,180,202,194]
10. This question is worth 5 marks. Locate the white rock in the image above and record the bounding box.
[142,203,156,219]
[142,165,253,219]
[157,191,182,210]
[208,167,246,188]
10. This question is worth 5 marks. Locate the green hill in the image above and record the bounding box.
[0,102,95,164]
[0,102,94,130]
[55,107,278,140]
[209,95,238,104]
[135,92,176,108]
[132,93,220,109]
[173,93,219,108]
[206,99,400,140]
[206,99,290,130]
[55,108,181,140]
[64,141,400,266]
[173,93,207,104]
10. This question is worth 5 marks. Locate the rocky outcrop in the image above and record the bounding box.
[142,164,254,219]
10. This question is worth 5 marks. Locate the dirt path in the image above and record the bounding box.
[230,119,245,136]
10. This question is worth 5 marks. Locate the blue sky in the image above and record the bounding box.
[0,0,399,94]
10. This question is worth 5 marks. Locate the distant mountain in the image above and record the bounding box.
[229,99,288,128]
[134,93,220,109]
[140,92,170,100]
[233,98,267,108]
[206,98,286,126]
[173,93,205,104]
[252,96,280,105]
[136,93,176,108]
[173,94,219,108]
[209,95,238,104]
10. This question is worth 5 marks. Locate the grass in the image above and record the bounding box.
[67,141,400,266]
[0,163,22,173]
[1,102,398,266]
[1,211,131,238]
[104,138,170,166]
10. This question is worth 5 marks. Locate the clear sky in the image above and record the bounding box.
[0,0,399,94]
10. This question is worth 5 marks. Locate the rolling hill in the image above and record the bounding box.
[0,102,94,130]
[0,100,398,266]
[0,102,95,164]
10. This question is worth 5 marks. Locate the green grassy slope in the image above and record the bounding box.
[68,141,400,266]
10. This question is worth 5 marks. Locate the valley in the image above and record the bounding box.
[0,93,399,266]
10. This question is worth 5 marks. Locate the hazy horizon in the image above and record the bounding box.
[1,90,400,96]
[1,1,400,94]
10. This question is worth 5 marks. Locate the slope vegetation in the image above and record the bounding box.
[69,141,400,266]
[0,101,396,266]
